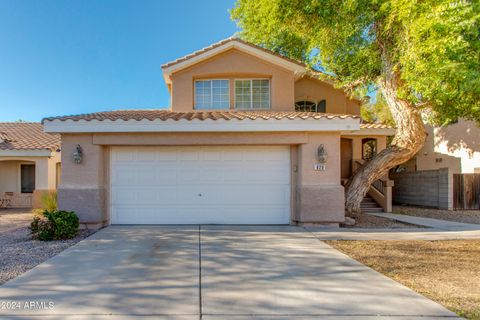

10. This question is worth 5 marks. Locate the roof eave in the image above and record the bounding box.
[43,117,360,134]
[342,127,396,136]
[0,149,53,157]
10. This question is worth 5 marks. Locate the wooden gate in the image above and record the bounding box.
[453,174,480,210]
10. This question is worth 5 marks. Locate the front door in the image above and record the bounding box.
[20,164,35,193]
[340,138,353,179]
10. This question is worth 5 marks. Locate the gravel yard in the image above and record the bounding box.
[0,209,32,233]
[0,209,94,285]
[394,206,480,225]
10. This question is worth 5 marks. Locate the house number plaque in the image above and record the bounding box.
[314,164,326,171]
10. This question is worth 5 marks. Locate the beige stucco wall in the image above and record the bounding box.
[296,132,344,222]
[293,77,361,115]
[59,131,345,226]
[170,48,295,111]
[0,152,60,208]
[415,120,480,173]
[168,48,362,116]
[0,160,21,193]
[58,134,107,224]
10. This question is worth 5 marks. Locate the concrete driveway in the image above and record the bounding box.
[0,225,458,319]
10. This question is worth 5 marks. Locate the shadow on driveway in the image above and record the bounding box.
[0,225,459,319]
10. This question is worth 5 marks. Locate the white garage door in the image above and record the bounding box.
[110,146,291,224]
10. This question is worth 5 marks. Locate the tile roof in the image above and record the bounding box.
[360,122,395,129]
[43,110,359,123]
[0,122,60,151]
[161,37,307,69]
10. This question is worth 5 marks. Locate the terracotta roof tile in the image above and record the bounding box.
[43,110,359,123]
[0,122,60,151]
[360,122,395,129]
[161,37,306,69]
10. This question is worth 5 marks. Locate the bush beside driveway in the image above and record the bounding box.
[0,209,92,285]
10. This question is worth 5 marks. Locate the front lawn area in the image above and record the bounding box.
[326,240,480,320]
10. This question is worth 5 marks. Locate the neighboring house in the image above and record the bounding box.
[0,122,61,208]
[392,119,480,210]
[402,119,480,174]
[43,37,394,227]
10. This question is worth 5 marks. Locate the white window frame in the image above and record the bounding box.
[194,79,230,110]
[234,79,271,110]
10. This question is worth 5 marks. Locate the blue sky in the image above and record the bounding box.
[0,0,238,122]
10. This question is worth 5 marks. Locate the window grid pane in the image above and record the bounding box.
[195,80,229,110]
[235,80,251,109]
[252,80,270,109]
[235,80,270,109]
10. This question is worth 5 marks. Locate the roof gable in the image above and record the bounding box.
[162,38,307,84]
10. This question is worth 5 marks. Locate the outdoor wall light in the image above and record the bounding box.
[317,144,328,164]
[73,144,83,164]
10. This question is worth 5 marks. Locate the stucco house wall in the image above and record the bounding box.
[413,119,480,174]
[0,153,60,208]
[293,77,361,115]
[171,48,295,111]
[0,161,19,192]
[58,131,345,227]
[0,122,61,209]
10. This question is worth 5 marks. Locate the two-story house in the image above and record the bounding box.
[43,38,394,227]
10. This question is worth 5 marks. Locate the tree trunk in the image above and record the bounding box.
[345,73,426,216]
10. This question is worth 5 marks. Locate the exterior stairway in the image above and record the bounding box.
[361,195,384,213]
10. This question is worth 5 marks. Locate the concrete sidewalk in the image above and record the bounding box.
[367,212,480,231]
[307,212,480,240]
[307,227,480,240]
[0,225,459,319]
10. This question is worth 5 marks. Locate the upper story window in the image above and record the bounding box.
[195,80,229,110]
[235,79,270,109]
[295,99,326,113]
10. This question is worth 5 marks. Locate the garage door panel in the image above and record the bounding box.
[110,146,291,224]
[244,165,290,182]
[113,205,290,225]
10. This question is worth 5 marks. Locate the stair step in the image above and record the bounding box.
[361,208,384,213]
[361,204,380,208]
[360,194,383,213]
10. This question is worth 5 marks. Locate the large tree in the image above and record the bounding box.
[361,92,395,127]
[231,0,480,215]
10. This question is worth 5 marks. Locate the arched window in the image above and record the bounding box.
[317,99,326,113]
[295,100,317,112]
[362,138,377,161]
[295,100,327,113]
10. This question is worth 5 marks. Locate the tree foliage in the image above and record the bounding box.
[231,0,480,124]
[361,92,395,126]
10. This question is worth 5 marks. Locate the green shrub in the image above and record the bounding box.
[40,191,58,212]
[30,210,79,241]
[31,208,45,217]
